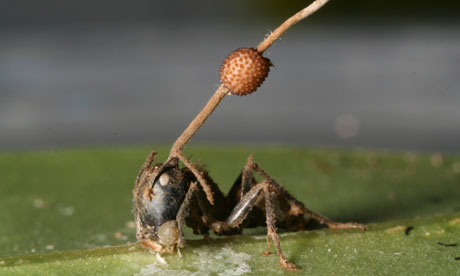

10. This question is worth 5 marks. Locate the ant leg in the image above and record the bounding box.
[224,183,265,228]
[140,151,157,171]
[226,154,257,206]
[195,179,298,270]
[250,161,366,231]
[175,151,215,205]
[241,154,257,194]
[175,181,200,248]
[134,151,157,187]
[192,182,265,235]
[297,205,365,230]
[263,183,298,271]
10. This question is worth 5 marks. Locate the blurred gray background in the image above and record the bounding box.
[1,0,459,152]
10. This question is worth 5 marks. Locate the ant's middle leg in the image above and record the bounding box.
[183,166,300,270]
[217,177,300,270]
[174,175,265,237]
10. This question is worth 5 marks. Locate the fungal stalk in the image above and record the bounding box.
[167,0,330,204]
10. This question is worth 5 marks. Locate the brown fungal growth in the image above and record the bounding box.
[220,48,271,96]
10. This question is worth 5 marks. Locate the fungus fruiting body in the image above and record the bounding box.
[220,48,271,96]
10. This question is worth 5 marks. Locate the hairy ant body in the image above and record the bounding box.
[133,1,365,270]
[133,152,365,270]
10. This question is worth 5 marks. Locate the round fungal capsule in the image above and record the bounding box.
[158,173,170,186]
[157,220,179,246]
[219,48,271,96]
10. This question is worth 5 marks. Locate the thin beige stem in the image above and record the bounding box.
[168,85,227,204]
[256,0,330,53]
[166,0,330,204]
[169,85,227,158]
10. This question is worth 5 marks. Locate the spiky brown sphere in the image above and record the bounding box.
[219,48,271,96]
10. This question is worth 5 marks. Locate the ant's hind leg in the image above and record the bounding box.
[250,161,366,231]
[296,204,366,231]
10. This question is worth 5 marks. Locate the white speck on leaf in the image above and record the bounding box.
[126,221,136,229]
[155,253,167,265]
[134,246,251,276]
[57,205,74,216]
[33,198,47,208]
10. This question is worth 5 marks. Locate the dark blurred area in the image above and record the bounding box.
[1,0,459,151]
[1,0,460,26]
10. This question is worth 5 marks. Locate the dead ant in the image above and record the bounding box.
[133,0,365,271]
[133,152,365,270]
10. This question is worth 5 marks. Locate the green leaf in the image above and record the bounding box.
[1,146,459,275]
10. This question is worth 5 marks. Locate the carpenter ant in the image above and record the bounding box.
[133,152,366,270]
[133,2,366,270]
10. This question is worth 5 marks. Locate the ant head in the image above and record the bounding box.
[133,157,191,251]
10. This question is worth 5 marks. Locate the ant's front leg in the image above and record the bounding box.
[175,181,200,249]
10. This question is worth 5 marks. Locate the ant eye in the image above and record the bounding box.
[158,173,170,186]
